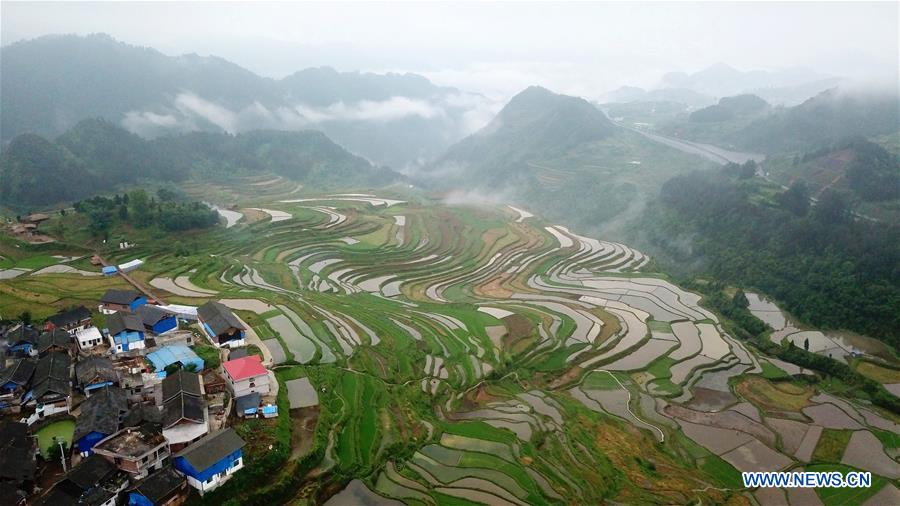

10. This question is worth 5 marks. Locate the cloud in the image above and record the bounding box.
[293,96,444,123]
[442,187,517,208]
[121,110,185,137]
[174,92,238,133]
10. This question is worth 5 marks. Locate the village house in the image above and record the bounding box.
[173,428,245,495]
[0,420,37,501]
[136,304,178,335]
[161,371,208,451]
[99,289,147,314]
[201,369,226,395]
[146,345,204,374]
[44,306,93,335]
[197,301,246,348]
[112,357,163,405]
[126,466,188,506]
[222,355,270,398]
[5,325,39,357]
[30,351,72,419]
[75,326,104,351]
[92,423,170,479]
[36,329,74,357]
[106,312,146,353]
[37,454,127,506]
[73,386,128,457]
[234,391,261,418]
[0,358,35,412]
[75,356,118,396]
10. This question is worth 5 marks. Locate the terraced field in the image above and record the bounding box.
[3,177,898,505]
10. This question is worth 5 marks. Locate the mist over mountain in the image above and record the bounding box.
[0,118,398,208]
[600,62,844,108]
[430,86,615,186]
[0,33,490,168]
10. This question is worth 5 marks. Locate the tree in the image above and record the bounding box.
[732,289,749,308]
[129,189,152,227]
[118,204,128,220]
[738,160,757,179]
[777,181,810,217]
[814,190,852,225]
[18,310,32,325]
[88,208,111,237]
[804,338,810,351]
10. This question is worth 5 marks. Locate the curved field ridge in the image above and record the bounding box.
[121,187,897,506]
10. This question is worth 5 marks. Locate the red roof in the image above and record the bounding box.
[222,355,267,381]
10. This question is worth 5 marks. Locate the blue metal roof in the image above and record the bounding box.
[146,345,204,371]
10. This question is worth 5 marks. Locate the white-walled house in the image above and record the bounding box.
[221,356,269,398]
[76,326,104,351]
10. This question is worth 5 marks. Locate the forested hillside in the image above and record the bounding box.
[659,88,900,154]
[639,163,900,347]
[0,119,399,209]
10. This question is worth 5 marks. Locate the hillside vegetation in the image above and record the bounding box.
[0,119,398,208]
[660,88,900,154]
[638,164,900,348]
[0,33,471,167]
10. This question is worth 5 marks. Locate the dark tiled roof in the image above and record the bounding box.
[175,428,245,471]
[163,392,206,428]
[228,348,248,360]
[74,386,128,441]
[0,420,36,483]
[235,392,261,413]
[123,404,163,428]
[32,352,71,399]
[129,467,185,504]
[4,325,39,345]
[135,304,174,327]
[161,370,202,402]
[106,312,144,336]
[75,356,116,386]
[197,301,245,336]
[100,289,141,305]
[65,454,118,490]
[46,306,92,328]
[37,329,72,353]
[0,358,35,387]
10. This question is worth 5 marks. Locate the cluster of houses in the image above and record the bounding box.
[0,289,277,505]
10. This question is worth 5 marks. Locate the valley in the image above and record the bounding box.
[3,178,898,505]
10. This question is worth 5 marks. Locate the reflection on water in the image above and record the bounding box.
[746,292,894,363]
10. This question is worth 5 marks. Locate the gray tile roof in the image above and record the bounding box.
[234,392,261,413]
[37,329,72,353]
[175,428,245,471]
[100,289,141,305]
[161,370,202,402]
[197,301,245,336]
[32,351,71,400]
[129,467,185,504]
[0,358,35,388]
[135,304,174,327]
[46,306,92,328]
[74,386,128,441]
[106,312,144,336]
[75,356,116,386]
[162,392,206,428]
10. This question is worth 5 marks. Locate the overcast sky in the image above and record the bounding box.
[2,1,897,98]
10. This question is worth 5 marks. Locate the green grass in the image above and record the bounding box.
[871,428,900,449]
[759,360,789,380]
[14,255,64,270]
[812,429,853,463]
[192,344,222,370]
[806,464,888,506]
[582,371,621,390]
[698,456,743,488]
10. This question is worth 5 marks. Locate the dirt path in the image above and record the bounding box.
[96,254,166,304]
